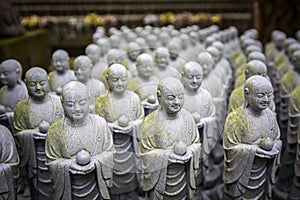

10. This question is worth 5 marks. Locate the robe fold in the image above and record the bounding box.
[140,109,201,199]
[46,115,114,200]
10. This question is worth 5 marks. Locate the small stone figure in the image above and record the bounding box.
[140,77,201,199]
[228,60,275,113]
[181,62,222,199]
[287,85,300,199]
[223,75,281,199]
[0,59,28,132]
[128,53,159,116]
[85,43,107,79]
[153,47,181,80]
[0,124,19,199]
[46,81,114,200]
[48,49,76,95]
[197,52,226,136]
[126,42,141,77]
[73,55,106,113]
[95,63,144,199]
[14,67,64,198]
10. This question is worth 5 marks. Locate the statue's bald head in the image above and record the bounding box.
[25,67,48,82]
[158,77,184,99]
[62,81,89,102]
[0,59,22,81]
[245,60,267,79]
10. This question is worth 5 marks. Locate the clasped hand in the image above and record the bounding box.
[168,148,192,164]
[70,159,95,175]
[111,122,133,134]
[256,145,279,159]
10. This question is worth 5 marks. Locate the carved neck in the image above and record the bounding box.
[30,94,50,104]
[66,116,89,127]
[160,108,179,120]
[245,106,263,117]
[184,87,199,95]
[110,90,126,99]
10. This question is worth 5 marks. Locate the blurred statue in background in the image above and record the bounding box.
[0,2,25,37]
[49,49,76,95]
[73,55,106,113]
[128,53,159,116]
[0,59,28,133]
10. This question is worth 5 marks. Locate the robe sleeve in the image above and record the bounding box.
[45,119,73,200]
[0,126,19,199]
[223,109,256,187]
[139,113,168,193]
[90,115,115,199]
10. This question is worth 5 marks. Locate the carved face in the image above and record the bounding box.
[137,58,153,78]
[160,86,184,115]
[246,84,273,111]
[63,89,89,123]
[0,64,19,87]
[199,59,214,77]
[155,52,169,68]
[74,59,92,83]
[53,54,69,73]
[107,67,128,94]
[87,48,100,64]
[26,73,49,99]
[182,66,202,91]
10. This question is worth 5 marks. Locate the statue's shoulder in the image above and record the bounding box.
[47,117,65,136]
[89,114,107,125]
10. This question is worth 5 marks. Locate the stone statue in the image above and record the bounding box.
[287,85,300,199]
[0,124,19,199]
[228,60,275,113]
[85,43,107,79]
[0,59,28,133]
[95,37,110,65]
[46,81,114,200]
[197,52,226,138]
[0,2,25,37]
[223,75,281,199]
[73,55,106,113]
[126,41,141,77]
[153,47,181,80]
[14,67,64,198]
[48,49,76,95]
[139,77,201,199]
[167,39,186,73]
[95,64,144,199]
[181,61,222,199]
[272,51,300,199]
[128,53,159,116]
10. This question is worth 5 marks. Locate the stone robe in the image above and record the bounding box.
[140,109,201,199]
[223,106,281,199]
[0,125,19,200]
[45,115,114,200]
[95,90,144,196]
[13,95,63,180]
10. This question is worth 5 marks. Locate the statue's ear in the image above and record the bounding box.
[245,68,249,76]
[15,68,21,74]
[244,87,249,96]
[157,90,161,99]
[105,74,109,81]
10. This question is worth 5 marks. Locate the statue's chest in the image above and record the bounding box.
[241,114,271,143]
[29,100,54,127]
